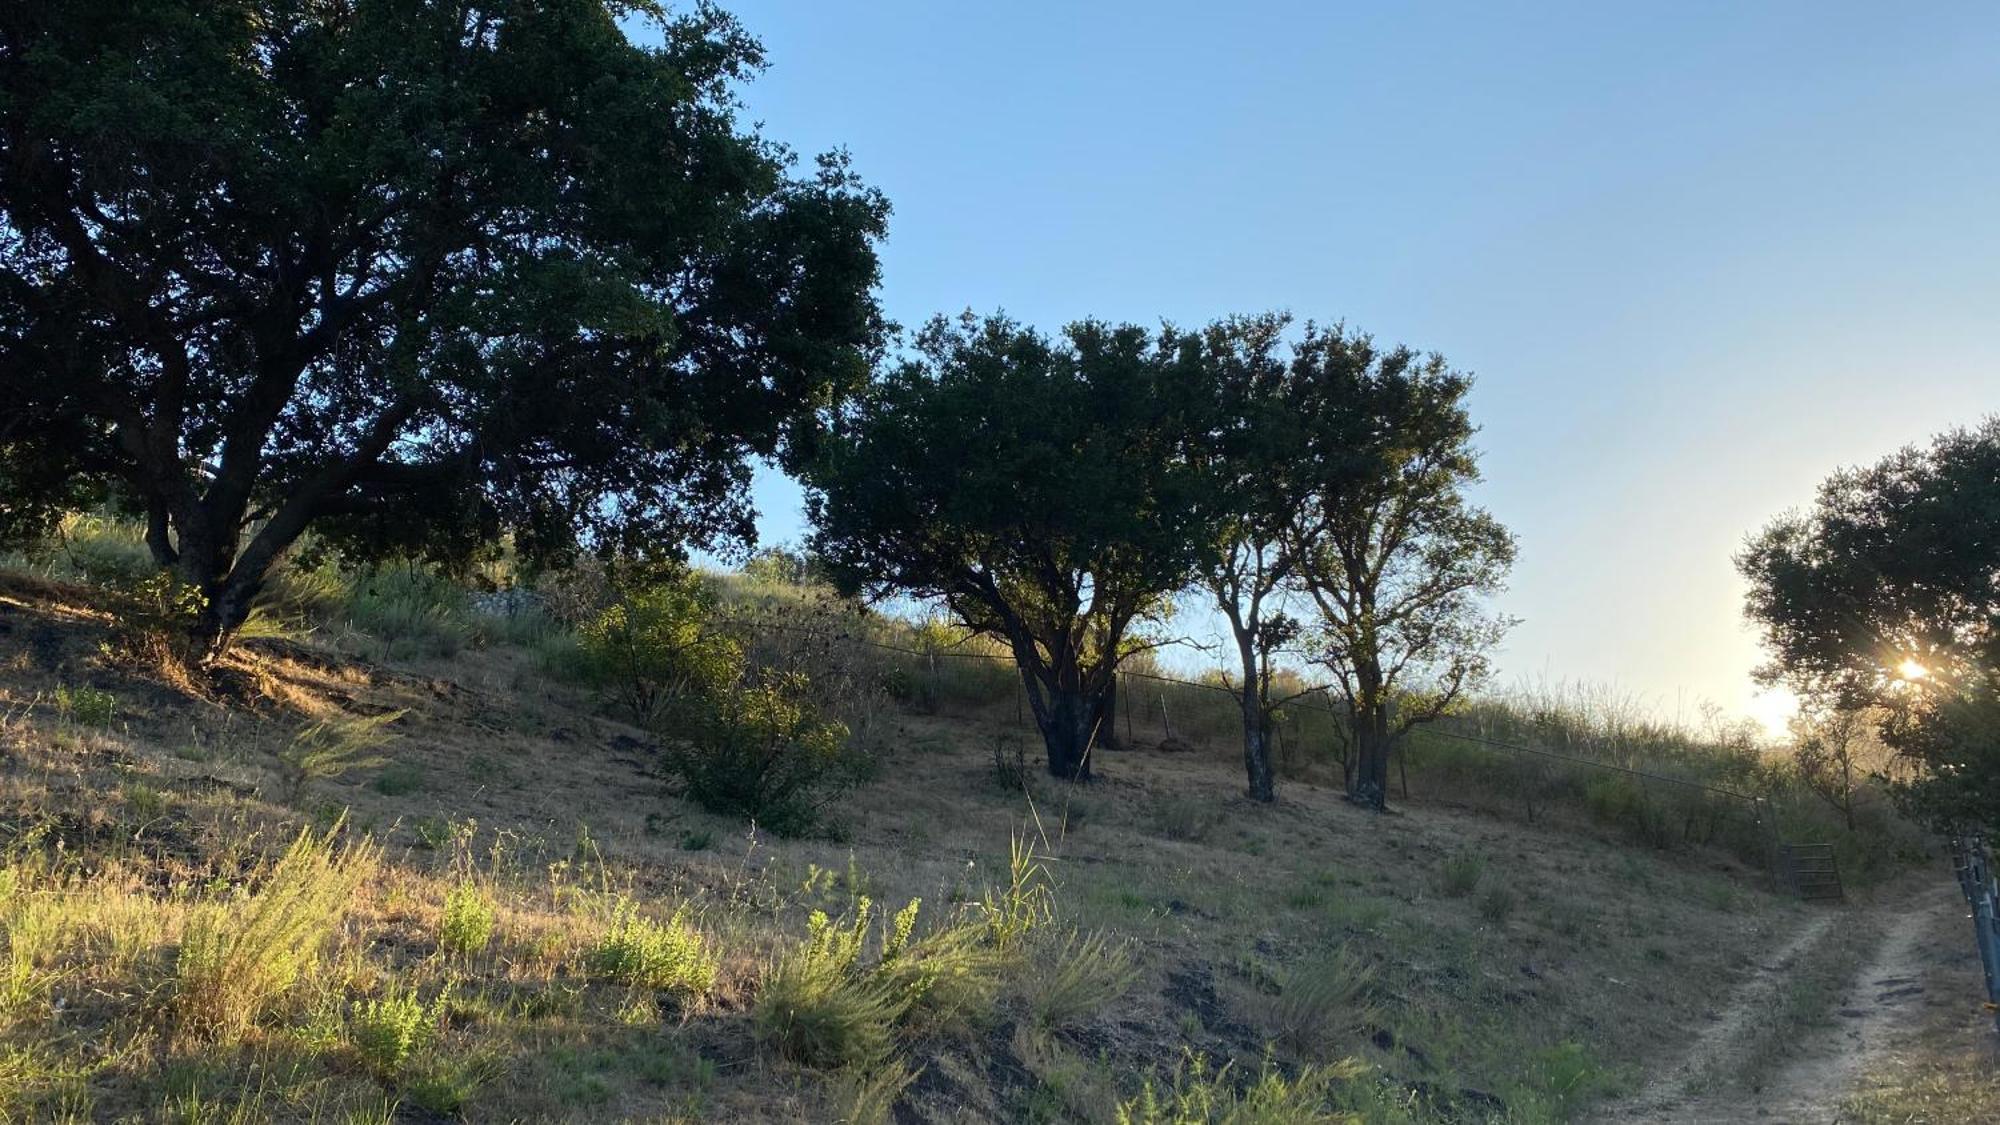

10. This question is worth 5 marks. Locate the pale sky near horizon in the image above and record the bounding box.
[667,2,1998,736]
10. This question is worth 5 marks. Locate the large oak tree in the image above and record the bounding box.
[807,313,1213,780]
[0,0,886,655]
[1285,326,1516,809]
[1740,418,2000,834]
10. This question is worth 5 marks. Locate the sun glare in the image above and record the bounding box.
[1896,657,1929,681]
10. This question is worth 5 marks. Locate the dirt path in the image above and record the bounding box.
[1595,912,1838,1122]
[1594,883,1964,1124]
[1735,893,1952,1122]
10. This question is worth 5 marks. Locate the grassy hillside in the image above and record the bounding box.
[0,537,1926,1123]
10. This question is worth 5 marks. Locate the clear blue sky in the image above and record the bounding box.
[676,1,2000,734]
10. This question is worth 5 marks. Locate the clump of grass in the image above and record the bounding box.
[52,684,116,728]
[1269,944,1379,1057]
[341,566,474,659]
[978,833,1054,950]
[350,985,438,1073]
[1438,849,1486,898]
[1477,885,1517,926]
[1028,928,1139,1031]
[123,781,168,823]
[371,762,425,797]
[753,895,1011,1072]
[439,881,496,957]
[990,734,1029,791]
[274,710,404,804]
[1148,795,1222,843]
[172,827,376,1039]
[585,900,717,1001]
[752,901,904,1071]
[829,1061,920,1125]
[1117,1050,1367,1124]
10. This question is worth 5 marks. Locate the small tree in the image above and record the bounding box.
[1740,418,2000,835]
[1188,312,1315,802]
[1285,326,1515,809]
[1787,701,1884,831]
[0,0,886,658]
[808,313,1214,780]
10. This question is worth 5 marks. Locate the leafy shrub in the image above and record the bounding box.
[173,828,375,1038]
[350,986,437,1073]
[585,900,717,1001]
[439,881,495,957]
[1438,849,1486,898]
[1269,944,1378,1057]
[534,557,617,628]
[50,513,153,588]
[1028,928,1138,1030]
[1117,1051,1367,1124]
[53,684,116,728]
[665,671,864,837]
[577,573,741,722]
[1582,776,1679,850]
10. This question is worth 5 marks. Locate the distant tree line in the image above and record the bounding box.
[0,0,1513,811]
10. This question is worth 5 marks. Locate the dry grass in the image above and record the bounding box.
[0,574,1875,1122]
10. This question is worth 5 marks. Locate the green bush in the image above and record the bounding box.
[50,513,154,588]
[577,572,741,722]
[752,902,903,1070]
[585,900,717,1001]
[439,881,495,957]
[350,986,436,1073]
[665,671,865,837]
[1582,776,1679,850]
[53,684,116,728]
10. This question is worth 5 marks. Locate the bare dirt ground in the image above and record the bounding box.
[1596,878,1991,1124]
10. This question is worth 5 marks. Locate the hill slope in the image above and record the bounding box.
[0,573,1942,1122]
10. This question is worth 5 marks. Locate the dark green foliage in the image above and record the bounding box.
[1283,327,1516,808]
[808,313,1216,779]
[0,0,886,654]
[577,569,743,723]
[1739,417,2000,834]
[664,671,865,838]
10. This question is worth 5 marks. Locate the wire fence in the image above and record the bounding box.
[724,612,1788,869]
[731,613,1756,799]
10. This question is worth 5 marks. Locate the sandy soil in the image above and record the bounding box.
[1596,879,1976,1124]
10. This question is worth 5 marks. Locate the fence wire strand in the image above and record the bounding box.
[726,613,1758,804]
